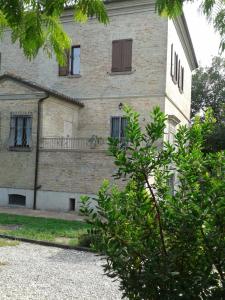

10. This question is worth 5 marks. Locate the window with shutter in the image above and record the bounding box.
[112,39,132,72]
[111,116,127,142]
[171,47,184,93]
[9,115,32,149]
[58,49,70,76]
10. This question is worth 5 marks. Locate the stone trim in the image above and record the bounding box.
[62,0,155,22]
[108,70,136,76]
[0,93,46,100]
[168,115,181,126]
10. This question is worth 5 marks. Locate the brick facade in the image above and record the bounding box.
[0,0,197,211]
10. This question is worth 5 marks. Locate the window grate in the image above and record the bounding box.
[9,194,26,206]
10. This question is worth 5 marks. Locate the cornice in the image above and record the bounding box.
[62,0,155,21]
[173,14,198,71]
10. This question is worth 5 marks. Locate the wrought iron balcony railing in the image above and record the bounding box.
[40,136,108,150]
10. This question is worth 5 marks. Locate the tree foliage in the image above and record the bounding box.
[0,0,108,64]
[191,56,225,151]
[155,0,225,52]
[82,106,225,299]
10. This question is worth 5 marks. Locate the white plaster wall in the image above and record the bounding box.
[0,188,34,208]
[36,190,95,212]
[165,96,190,126]
[0,187,97,212]
[165,19,192,123]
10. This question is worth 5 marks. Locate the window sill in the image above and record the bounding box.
[108,70,136,76]
[171,75,177,85]
[179,88,184,94]
[67,74,81,78]
[8,147,32,152]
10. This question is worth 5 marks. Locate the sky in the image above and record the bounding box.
[183,0,224,67]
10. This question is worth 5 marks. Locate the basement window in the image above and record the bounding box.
[9,194,26,206]
[69,198,76,211]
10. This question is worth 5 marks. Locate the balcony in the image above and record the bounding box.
[39,136,108,151]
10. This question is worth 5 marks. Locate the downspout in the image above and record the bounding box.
[33,94,49,210]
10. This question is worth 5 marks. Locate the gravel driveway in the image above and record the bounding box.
[0,242,123,300]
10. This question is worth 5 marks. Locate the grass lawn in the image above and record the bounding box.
[0,213,90,247]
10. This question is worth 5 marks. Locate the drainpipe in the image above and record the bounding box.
[33,94,49,210]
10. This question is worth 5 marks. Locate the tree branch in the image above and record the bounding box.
[144,173,167,256]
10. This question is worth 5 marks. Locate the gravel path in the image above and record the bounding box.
[0,242,123,300]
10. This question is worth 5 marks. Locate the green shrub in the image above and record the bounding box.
[82,106,225,299]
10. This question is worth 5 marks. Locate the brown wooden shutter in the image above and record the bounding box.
[178,59,181,88]
[58,49,70,76]
[170,44,174,77]
[122,39,132,72]
[174,53,178,83]
[181,67,184,91]
[112,40,122,72]
[179,66,184,92]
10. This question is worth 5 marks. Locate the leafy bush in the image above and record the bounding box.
[82,106,225,299]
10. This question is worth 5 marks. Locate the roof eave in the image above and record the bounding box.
[0,73,84,107]
[173,14,198,71]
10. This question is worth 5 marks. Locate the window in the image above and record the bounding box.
[168,115,180,145]
[71,46,80,75]
[170,44,184,93]
[168,122,176,145]
[112,39,133,72]
[9,115,32,149]
[9,194,26,206]
[111,117,127,141]
[58,46,80,76]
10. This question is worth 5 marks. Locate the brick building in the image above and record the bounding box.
[0,0,197,211]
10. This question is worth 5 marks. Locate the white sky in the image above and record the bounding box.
[183,0,224,67]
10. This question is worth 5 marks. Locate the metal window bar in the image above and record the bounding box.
[14,116,31,147]
[9,115,32,148]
